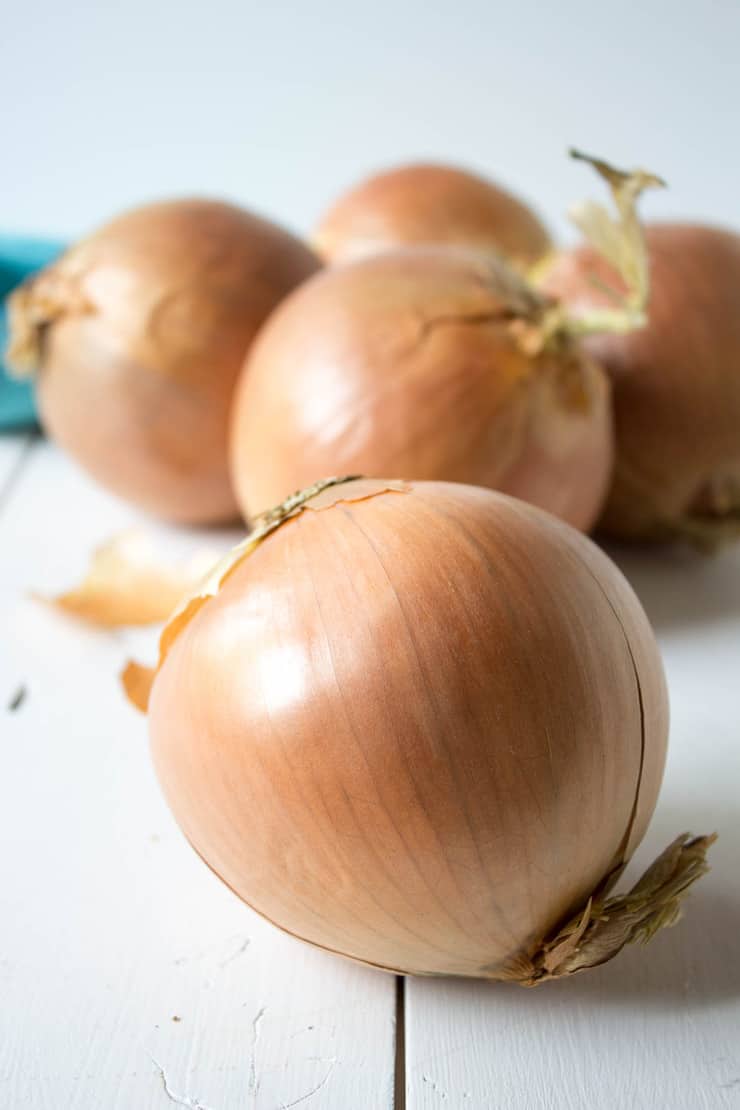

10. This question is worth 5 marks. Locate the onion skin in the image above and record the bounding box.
[313,162,551,268]
[229,247,613,530]
[146,479,668,979]
[6,200,320,524]
[540,224,740,543]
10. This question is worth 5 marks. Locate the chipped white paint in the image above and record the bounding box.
[150,1056,216,1110]
[406,541,740,1109]
[0,440,395,1109]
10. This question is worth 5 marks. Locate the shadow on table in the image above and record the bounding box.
[437,884,740,1015]
[548,887,740,1011]
[601,539,740,632]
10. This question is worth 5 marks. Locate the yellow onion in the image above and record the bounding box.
[128,477,713,984]
[6,199,320,523]
[540,223,740,546]
[229,246,613,529]
[313,161,551,268]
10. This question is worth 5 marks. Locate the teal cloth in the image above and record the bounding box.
[0,236,66,430]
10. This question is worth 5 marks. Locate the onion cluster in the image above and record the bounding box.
[9,152,718,984]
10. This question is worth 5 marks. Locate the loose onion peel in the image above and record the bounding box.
[38,531,220,628]
[124,476,714,984]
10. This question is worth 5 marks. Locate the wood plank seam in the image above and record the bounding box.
[395,976,406,1109]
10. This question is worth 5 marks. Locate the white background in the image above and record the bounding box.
[1,0,738,243]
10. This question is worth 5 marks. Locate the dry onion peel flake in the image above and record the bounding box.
[38,530,221,628]
[124,477,714,984]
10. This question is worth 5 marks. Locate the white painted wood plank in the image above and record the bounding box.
[0,442,395,1110]
[406,541,740,1110]
[0,432,33,500]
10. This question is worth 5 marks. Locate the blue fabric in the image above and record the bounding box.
[0,236,66,430]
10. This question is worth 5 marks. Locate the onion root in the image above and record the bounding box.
[501,832,716,985]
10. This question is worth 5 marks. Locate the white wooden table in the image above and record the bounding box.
[1,434,738,1109]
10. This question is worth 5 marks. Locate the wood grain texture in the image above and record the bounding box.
[0,440,395,1109]
[405,540,740,1109]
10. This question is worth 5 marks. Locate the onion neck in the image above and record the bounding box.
[123,477,409,713]
[5,283,47,376]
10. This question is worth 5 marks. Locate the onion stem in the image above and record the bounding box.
[541,149,666,346]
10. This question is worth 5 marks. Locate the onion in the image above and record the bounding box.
[540,223,740,546]
[6,199,320,523]
[128,477,713,983]
[229,245,613,530]
[313,162,551,268]
[230,153,668,530]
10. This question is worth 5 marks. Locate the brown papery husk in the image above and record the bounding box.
[229,247,613,531]
[6,199,320,524]
[126,477,712,982]
[312,161,551,269]
[37,531,220,628]
[540,223,740,547]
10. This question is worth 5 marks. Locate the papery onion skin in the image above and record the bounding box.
[6,200,320,523]
[146,479,668,979]
[313,162,551,268]
[229,247,613,530]
[540,223,740,543]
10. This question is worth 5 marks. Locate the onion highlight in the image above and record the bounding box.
[6,199,320,523]
[128,477,714,983]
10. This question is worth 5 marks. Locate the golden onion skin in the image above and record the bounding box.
[314,162,551,268]
[7,200,320,523]
[148,480,668,979]
[229,248,613,530]
[541,224,740,543]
